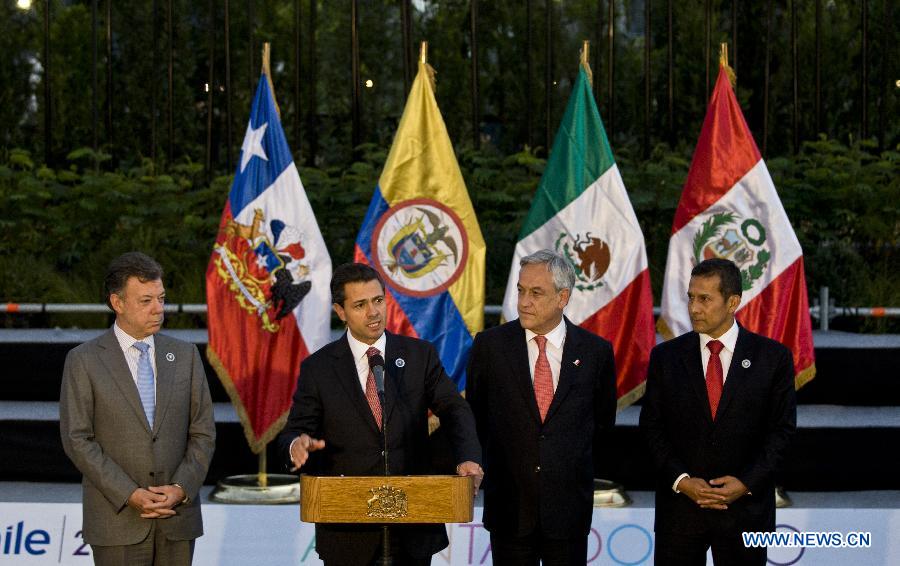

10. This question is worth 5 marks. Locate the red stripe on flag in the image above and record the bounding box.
[353,245,420,339]
[207,280,310,439]
[579,269,655,402]
[672,69,762,234]
[736,257,815,377]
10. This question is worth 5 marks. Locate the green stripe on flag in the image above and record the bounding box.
[519,67,616,240]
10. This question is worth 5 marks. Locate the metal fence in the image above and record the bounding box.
[5,287,898,331]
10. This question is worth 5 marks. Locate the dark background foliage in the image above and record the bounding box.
[0,0,897,332]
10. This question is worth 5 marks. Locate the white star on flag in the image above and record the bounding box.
[240,121,269,172]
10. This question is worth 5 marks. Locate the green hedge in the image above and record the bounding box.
[1,139,897,332]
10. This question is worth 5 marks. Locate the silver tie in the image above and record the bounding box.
[133,342,155,429]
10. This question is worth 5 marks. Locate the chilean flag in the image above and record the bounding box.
[658,64,816,388]
[206,74,332,453]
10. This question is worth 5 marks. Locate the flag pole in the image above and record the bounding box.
[579,41,631,508]
[255,41,275,491]
[719,42,736,87]
[580,39,593,86]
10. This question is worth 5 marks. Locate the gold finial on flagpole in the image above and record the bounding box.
[261,42,281,116]
[420,41,428,64]
[580,40,593,86]
[719,42,736,87]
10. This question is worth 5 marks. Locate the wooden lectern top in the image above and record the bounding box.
[300,475,474,524]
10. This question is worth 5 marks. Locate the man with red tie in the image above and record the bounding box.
[277,263,482,565]
[640,258,797,565]
[467,250,617,565]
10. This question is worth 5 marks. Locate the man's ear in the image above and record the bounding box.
[558,287,571,309]
[109,293,125,315]
[727,294,741,314]
[333,303,346,323]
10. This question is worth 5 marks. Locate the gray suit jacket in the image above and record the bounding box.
[60,330,216,546]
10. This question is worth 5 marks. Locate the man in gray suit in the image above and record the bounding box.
[60,252,216,566]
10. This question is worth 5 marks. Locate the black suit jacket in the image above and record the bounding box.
[277,331,481,564]
[639,325,796,535]
[466,318,617,539]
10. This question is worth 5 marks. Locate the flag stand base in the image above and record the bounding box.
[209,474,300,504]
[593,478,631,507]
[775,485,792,508]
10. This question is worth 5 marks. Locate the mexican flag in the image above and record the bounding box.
[658,63,816,387]
[501,64,656,408]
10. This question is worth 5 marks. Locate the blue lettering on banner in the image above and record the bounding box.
[1,522,51,556]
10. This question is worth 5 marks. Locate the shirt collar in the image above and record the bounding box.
[524,317,567,350]
[699,319,739,353]
[346,330,387,362]
[113,321,155,353]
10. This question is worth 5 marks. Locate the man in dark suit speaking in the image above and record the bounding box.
[277,262,483,566]
[467,249,617,565]
[640,258,797,565]
[60,252,216,565]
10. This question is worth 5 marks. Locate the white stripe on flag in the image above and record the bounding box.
[502,165,649,324]
[661,160,803,337]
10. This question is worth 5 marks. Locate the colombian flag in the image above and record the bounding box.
[354,55,485,391]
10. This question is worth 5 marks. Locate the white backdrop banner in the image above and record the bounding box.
[1,503,897,565]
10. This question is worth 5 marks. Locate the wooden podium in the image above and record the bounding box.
[300,475,475,524]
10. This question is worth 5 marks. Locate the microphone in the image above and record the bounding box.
[368,353,385,395]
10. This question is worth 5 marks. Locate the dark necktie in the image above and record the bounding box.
[364,346,382,429]
[706,339,724,420]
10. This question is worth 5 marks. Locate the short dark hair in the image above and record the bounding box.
[104,252,164,309]
[691,258,742,300]
[330,263,385,306]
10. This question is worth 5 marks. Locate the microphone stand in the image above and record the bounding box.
[375,365,392,566]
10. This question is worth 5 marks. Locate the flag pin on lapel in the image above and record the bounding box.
[395,358,405,368]
[166,352,175,362]
[573,359,581,367]
[742,359,751,368]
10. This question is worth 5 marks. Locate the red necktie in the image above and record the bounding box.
[365,347,382,429]
[533,335,554,422]
[706,340,724,420]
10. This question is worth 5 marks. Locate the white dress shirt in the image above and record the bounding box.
[524,317,567,393]
[673,319,739,492]
[112,322,157,403]
[346,331,388,394]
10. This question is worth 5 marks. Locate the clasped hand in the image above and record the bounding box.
[676,475,748,510]
[127,484,186,519]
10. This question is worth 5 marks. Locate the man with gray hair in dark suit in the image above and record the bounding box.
[60,251,215,565]
[467,249,617,565]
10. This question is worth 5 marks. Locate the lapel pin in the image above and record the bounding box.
[573,359,581,366]
[395,358,405,368]
[741,359,751,368]
[166,352,175,362]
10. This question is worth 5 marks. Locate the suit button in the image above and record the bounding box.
[534,466,541,473]
[539,435,545,440]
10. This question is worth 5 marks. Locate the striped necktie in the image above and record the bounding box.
[132,341,156,429]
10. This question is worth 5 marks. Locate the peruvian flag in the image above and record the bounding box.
[658,64,816,387]
[206,73,332,453]
[501,63,655,408]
